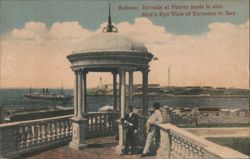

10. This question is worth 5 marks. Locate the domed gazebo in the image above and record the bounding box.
[67,5,154,152]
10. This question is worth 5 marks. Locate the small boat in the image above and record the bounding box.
[98,105,113,112]
[24,87,73,101]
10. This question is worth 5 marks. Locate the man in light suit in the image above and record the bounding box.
[121,105,139,155]
[141,102,163,157]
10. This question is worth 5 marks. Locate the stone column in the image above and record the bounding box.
[118,73,122,111]
[128,71,133,106]
[120,69,126,119]
[77,70,83,118]
[83,72,87,114]
[142,68,149,116]
[69,68,87,150]
[116,68,126,154]
[73,71,78,117]
[112,71,118,111]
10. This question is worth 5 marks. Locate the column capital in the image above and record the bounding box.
[141,67,150,73]
[119,67,127,73]
[111,70,118,75]
[72,67,87,75]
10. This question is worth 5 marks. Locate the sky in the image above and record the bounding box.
[0,0,249,89]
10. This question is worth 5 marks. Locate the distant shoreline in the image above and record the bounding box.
[134,94,249,98]
[159,95,249,98]
[88,94,249,98]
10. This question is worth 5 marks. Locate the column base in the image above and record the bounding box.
[68,117,88,150]
[69,141,87,150]
[116,121,126,154]
[116,145,126,154]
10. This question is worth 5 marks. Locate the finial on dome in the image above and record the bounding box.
[102,3,118,33]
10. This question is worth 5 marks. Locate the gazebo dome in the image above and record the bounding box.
[72,33,148,54]
[67,32,153,72]
[67,5,154,72]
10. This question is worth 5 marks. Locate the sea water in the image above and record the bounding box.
[0,88,248,112]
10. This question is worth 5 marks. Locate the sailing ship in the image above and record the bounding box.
[23,87,73,101]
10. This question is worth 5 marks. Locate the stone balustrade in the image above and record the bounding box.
[0,112,119,158]
[157,124,249,159]
[85,112,119,138]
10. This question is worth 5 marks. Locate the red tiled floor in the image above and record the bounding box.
[22,136,156,159]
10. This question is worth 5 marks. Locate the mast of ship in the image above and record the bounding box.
[168,65,171,88]
[61,82,64,95]
[29,83,32,95]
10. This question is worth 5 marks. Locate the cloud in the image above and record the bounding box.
[49,21,91,40]
[11,22,47,40]
[1,19,249,88]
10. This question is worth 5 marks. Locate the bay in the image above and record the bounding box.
[0,89,248,112]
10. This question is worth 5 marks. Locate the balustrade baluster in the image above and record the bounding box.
[193,146,199,158]
[92,116,97,132]
[22,126,29,149]
[185,142,191,158]
[31,125,36,145]
[108,114,111,132]
[59,121,63,138]
[96,115,98,133]
[88,117,91,133]
[26,126,33,147]
[102,115,105,132]
[33,124,39,145]
[180,139,186,158]
[19,127,25,149]
[91,116,94,132]
[184,141,190,158]
[69,120,73,136]
[57,121,61,138]
[176,137,182,158]
[67,120,72,137]
[51,121,56,140]
[55,121,58,139]
[171,135,177,158]
[63,120,67,137]
[189,144,195,159]
[47,122,52,142]
[198,148,204,159]
[38,124,43,144]
[103,115,107,132]
[65,119,70,137]
[109,114,113,131]
[64,120,68,137]
[43,124,48,143]
[66,119,70,136]
[61,120,66,137]
[95,116,99,132]
[102,115,104,130]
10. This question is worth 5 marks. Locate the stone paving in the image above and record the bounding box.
[22,136,156,159]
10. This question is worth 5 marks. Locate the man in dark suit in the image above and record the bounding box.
[122,105,139,155]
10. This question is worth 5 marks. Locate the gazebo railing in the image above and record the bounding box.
[0,112,119,158]
[85,112,119,138]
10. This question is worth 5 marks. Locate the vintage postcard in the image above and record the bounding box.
[0,0,249,159]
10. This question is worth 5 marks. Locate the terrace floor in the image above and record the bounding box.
[21,136,156,159]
